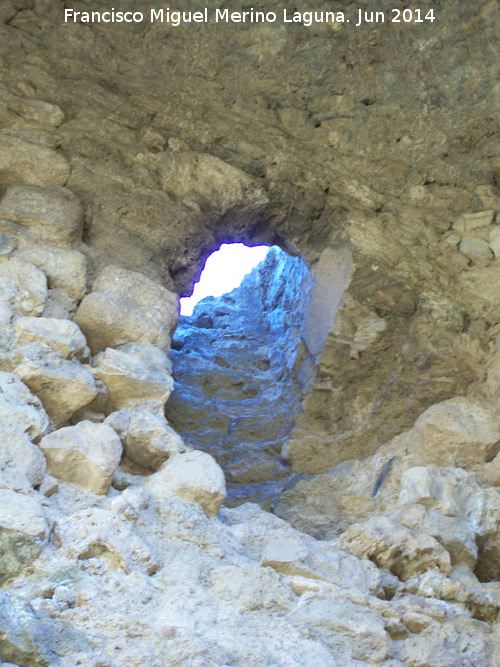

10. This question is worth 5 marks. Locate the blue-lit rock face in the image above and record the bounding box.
[166,247,313,508]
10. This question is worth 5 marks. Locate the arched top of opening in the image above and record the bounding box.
[180,243,269,316]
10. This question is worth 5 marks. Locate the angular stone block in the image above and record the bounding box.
[93,344,173,414]
[0,136,70,187]
[14,246,87,300]
[16,355,97,427]
[0,371,49,441]
[40,421,122,494]
[106,407,185,471]
[0,259,47,316]
[143,450,226,515]
[74,266,178,353]
[14,317,88,361]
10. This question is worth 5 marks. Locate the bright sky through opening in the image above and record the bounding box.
[180,243,269,316]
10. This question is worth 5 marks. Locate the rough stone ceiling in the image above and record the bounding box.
[3,0,499,291]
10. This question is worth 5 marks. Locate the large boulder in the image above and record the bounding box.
[14,246,87,300]
[0,136,70,187]
[0,185,82,245]
[261,529,381,595]
[40,421,122,494]
[339,516,452,581]
[93,344,173,414]
[397,466,485,523]
[143,450,226,515]
[74,266,178,353]
[394,503,478,569]
[15,355,97,427]
[0,433,46,489]
[0,371,49,441]
[0,490,49,583]
[14,317,88,360]
[105,408,186,471]
[409,397,500,468]
[0,260,47,316]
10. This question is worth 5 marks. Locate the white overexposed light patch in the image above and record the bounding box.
[180,243,269,316]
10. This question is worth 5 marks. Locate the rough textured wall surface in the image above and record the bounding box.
[1,1,500,665]
[166,247,312,509]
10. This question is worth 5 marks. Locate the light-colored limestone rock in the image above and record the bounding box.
[14,316,88,360]
[0,589,81,666]
[407,566,500,623]
[209,563,294,613]
[14,246,87,299]
[408,397,500,468]
[143,450,226,515]
[0,371,49,441]
[288,594,392,663]
[0,259,47,316]
[261,529,382,594]
[105,408,186,471]
[0,302,14,326]
[489,225,500,257]
[74,266,178,353]
[69,377,108,424]
[0,185,82,246]
[453,210,494,232]
[1,6,500,667]
[56,507,158,574]
[0,433,46,489]
[119,341,173,373]
[15,355,97,427]
[394,503,477,569]
[401,610,431,633]
[480,449,500,486]
[0,490,48,583]
[110,485,149,521]
[339,516,452,581]
[0,231,16,262]
[397,466,483,520]
[41,289,77,319]
[0,136,70,187]
[475,489,500,582]
[222,501,313,561]
[458,237,492,256]
[40,421,122,494]
[93,345,173,414]
[39,474,59,498]
[444,232,461,246]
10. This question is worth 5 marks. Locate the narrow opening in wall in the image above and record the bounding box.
[180,243,269,316]
[167,244,313,509]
